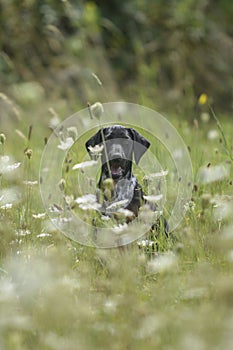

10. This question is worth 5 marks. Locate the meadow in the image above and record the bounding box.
[0,1,233,349]
[0,93,232,349]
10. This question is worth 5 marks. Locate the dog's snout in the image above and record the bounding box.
[108,144,125,160]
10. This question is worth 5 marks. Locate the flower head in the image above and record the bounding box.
[72,160,98,170]
[143,194,163,203]
[0,156,21,174]
[88,144,104,159]
[198,93,208,106]
[57,137,74,151]
[75,194,101,211]
[24,148,33,159]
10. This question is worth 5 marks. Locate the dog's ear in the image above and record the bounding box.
[85,129,103,159]
[128,128,150,164]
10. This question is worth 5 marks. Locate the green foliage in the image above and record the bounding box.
[0,99,233,349]
[97,0,233,111]
[0,0,232,112]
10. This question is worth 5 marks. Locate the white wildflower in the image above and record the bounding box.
[143,194,163,202]
[88,144,104,153]
[72,160,98,170]
[101,215,110,221]
[137,239,149,248]
[200,112,210,123]
[88,144,104,158]
[57,137,74,150]
[1,203,13,209]
[184,200,196,212]
[116,208,134,217]
[79,202,101,210]
[51,217,72,225]
[104,299,117,313]
[23,180,38,186]
[198,163,230,184]
[0,188,20,206]
[105,199,129,211]
[137,239,155,248]
[37,233,52,238]
[75,194,96,204]
[211,195,233,220]
[112,223,128,233]
[15,229,31,237]
[32,213,46,219]
[0,155,21,174]
[207,129,219,140]
[75,194,101,211]
[147,253,177,273]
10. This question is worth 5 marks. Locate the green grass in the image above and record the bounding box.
[0,100,233,350]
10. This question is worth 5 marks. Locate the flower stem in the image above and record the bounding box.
[209,103,233,161]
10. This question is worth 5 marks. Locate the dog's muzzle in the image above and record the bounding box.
[109,157,125,179]
[106,143,128,179]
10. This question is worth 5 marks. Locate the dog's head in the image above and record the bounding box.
[85,125,150,181]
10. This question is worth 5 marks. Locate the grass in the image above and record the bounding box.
[0,98,233,350]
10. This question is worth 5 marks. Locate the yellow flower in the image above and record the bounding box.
[198,93,208,105]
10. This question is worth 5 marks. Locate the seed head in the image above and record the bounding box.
[58,178,66,191]
[67,126,78,141]
[102,178,114,191]
[0,133,6,145]
[104,188,112,201]
[24,148,33,159]
[91,102,104,120]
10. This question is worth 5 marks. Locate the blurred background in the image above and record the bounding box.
[0,0,232,126]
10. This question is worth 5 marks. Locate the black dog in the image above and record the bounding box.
[85,125,168,242]
[86,125,150,217]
